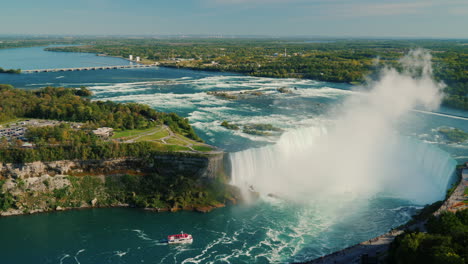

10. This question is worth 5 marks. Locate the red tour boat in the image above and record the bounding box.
[167,232,193,244]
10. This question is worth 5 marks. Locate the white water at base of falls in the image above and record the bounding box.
[230,125,456,206]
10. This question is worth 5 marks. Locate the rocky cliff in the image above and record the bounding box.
[0,152,227,180]
[0,152,238,217]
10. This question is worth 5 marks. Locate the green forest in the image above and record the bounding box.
[0,67,20,74]
[0,38,80,50]
[389,210,468,263]
[0,85,200,140]
[45,38,468,110]
[0,85,203,163]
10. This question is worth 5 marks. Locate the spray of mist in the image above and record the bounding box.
[230,49,455,205]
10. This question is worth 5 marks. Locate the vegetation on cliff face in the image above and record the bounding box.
[388,210,468,264]
[46,38,468,110]
[0,173,239,214]
[104,174,236,210]
[0,180,15,211]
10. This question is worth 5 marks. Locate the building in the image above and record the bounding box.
[21,142,34,149]
[129,55,133,61]
[92,127,114,139]
[136,56,141,62]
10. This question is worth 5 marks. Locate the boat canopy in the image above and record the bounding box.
[168,233,190,239]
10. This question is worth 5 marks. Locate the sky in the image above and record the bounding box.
[1,0,467,38]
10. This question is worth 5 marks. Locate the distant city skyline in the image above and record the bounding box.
[2,0,468,38]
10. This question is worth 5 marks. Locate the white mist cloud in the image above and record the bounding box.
[231,49,453,206]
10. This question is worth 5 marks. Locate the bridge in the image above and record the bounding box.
[22,63,159,73]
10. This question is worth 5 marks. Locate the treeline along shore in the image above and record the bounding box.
[43,38,468,111]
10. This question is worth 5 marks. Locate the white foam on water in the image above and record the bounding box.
[114,249,130,257]
[293,86,355,98]
[73,249,85,264]
[187,75,322,91]
[96,92,226,111]
[132,229,153,241]
[59,254,71,264]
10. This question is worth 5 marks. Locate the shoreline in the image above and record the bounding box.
[0,200,231,218]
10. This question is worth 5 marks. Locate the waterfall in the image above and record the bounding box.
[230,126,456,205]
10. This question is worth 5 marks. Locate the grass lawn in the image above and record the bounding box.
[135,129,170,142]
[192,145,214,152]
[151,142,191,152]
[112,127,161,139]
[165,136,189,146]
[112,126,212,153]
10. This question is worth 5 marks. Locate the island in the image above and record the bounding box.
[0,84,240,216]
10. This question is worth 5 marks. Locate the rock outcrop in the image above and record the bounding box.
[0,152,227,180]
[0,152,236,217]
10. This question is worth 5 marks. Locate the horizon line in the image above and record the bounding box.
[1,34,468,41]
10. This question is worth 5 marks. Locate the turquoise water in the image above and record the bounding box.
[0,46,131,70]
[0,46,467,263]
[1,201,419,264]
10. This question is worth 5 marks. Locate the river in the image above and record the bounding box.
[0,46,466,263]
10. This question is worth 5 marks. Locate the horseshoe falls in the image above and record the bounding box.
[230,126,457,205]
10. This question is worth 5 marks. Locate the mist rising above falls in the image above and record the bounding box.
[230,50,456,205]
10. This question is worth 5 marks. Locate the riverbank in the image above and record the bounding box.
[0,170,240,217]
[300,165,468,264]
[1,194,237,217]
[0,149,237,218]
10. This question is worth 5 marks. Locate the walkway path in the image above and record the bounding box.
[434,168,468,214]
[303,229,403,264]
